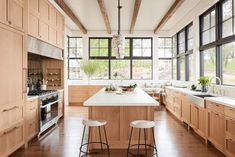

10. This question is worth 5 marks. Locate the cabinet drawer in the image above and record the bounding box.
[26,99,38,121]
[0,123,24,157]
[225,137,235,157]
[225,118,235,138]
[0,105,23,129]
[26,120,38,140]
[206,101,224,114]
[225,107,235,119]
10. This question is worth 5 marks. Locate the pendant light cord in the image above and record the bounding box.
[118,0,122,35]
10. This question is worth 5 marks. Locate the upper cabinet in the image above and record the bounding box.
[27,0,64,49]
[0,0,25,32]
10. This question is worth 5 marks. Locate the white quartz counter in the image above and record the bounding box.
[205,96,235,108]
[84,88,159,106]
[166,86,235,109]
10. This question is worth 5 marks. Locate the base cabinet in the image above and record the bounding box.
[207,110,225,151]
[58,90,64,118]
[0,122,24,157]
[182,99,190,123]
[25,98,39,143]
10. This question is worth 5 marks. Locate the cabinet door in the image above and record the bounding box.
[182,100,190,123]
[28,0,39,15]
[225,118,235,138]
[0,123,24,157]
[8,0,24,31]
[50,5,56,27]
[198,107,206,137]
[39,21,49,41]
[28,13,39,38]
[0,0,8,25]
[208,111,225,150]
[39,0,49,23]
[56,11,64,31]
[0,27,24,109]
[49,27,56,45]
[190,104,198,129]
[56,31,64,49]
[225,138,235,157]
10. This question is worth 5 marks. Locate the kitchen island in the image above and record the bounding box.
[83,88,159,149]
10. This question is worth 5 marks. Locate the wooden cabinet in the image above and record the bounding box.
[69,86,104,106]
[27,0,64,49]
[190,104,198,129]
[182,98,190,123]
[58,90,64,118]
[207,109,225,152]
[0,122,24,157]
[225,107,235,157]
[0,0,25,32]
[25,98,39,142]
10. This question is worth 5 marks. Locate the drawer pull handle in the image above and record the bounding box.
[30,108,35,111]
[3,126,18,134]
[2,106,18,112]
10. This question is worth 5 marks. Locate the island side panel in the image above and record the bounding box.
[89,106,154,149]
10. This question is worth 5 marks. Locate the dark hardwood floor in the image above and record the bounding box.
[11,106,225,157]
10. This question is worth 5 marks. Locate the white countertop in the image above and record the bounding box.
[27,96,39,101]
[205,96,235,108]
[84,88,159,107]
[166,86,235,109]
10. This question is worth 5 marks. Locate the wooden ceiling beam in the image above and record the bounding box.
[54,0,87,34]
[154,0,184,34]
[97,0,112,34]
[130,0,142,34]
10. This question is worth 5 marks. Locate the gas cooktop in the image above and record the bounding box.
[28,90,57,96]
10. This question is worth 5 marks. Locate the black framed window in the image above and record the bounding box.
[89,37,153,80]
[172,23,193,81]
[158,38,172,80]
[68,37,83,79]
[200,0,235,85]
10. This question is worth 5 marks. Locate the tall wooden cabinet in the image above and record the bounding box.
[27,0,64,49]
[0,23,25,157]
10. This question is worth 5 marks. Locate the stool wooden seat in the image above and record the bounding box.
[79,119,110,157]
[127,120,158,157]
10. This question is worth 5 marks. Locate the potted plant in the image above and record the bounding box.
[198,76,210,92]
[81,60,99,84]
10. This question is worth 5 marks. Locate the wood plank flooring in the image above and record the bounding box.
[10,106,225,157]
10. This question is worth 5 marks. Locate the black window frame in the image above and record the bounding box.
[67,36,83,80]
[172,22,193,81]
[89,37,153,80]
[200,0,235,85]
[158,37,173,80]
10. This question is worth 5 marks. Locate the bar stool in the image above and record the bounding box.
[79,119,110,157]
[126,120,158,157]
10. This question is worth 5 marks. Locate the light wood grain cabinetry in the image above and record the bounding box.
[27,0,64,49]
[69,86,104,106]
[0,121,24,157]
[207,101,225,152]
[181,96,190,123]
[25,98,39,142]
[58,90,64,118]
[0,0,25,32]
[225,107,235,157]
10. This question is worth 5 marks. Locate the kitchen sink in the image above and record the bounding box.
[186,94,217,108]
[193,94,216,99]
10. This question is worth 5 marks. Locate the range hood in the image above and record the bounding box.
[27,36,63,60]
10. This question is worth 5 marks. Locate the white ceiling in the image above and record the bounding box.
[61,0,200,33]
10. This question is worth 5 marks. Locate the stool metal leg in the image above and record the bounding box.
[79,125,86,157]
[86,127,91,157]
[144,128,147,156]
[126,127,133,157]
[137,128,141,155]
[98,126,103,151]
[103,126,111,157]
[152,128,158,157]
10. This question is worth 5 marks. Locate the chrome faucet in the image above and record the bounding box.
[209,76,223,96]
